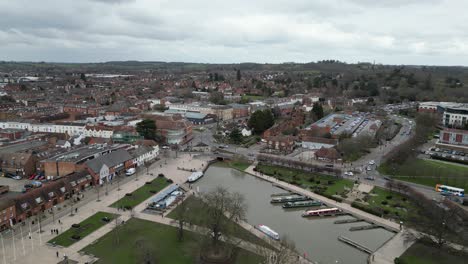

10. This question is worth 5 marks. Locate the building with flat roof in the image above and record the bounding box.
[41,144,128,177]
[443,105,468,128]
[305,113,369,138]
[438,128,468,150]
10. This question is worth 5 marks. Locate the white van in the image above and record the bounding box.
[125,168,136,176]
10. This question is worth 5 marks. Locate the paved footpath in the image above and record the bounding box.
[1,153,210,264]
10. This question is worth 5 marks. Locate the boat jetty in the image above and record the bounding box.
[282,200,322,208]
[302,207,341,217]
[270,195,310,203]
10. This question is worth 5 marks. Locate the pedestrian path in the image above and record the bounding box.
[245,164,400,231]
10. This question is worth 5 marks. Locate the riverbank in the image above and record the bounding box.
[243,163,412,263]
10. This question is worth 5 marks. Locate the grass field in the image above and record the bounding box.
[226,159,252,171]
[360,187,418,221]
[255,164,354,197]
[110,177,170,209]
[242,94,265,101]
[167,196,273,250]
[81,218,263,264]
[398,241,468,264]
[48,212,118,247]
[378,158,468,190]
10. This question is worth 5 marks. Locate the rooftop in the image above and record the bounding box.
[45,144,127,163]
[0,140,48,154]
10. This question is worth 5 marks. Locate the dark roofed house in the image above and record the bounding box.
[266,135,295,154]
[315,147,340,161]
[192,142,211,152]
[10,171,92,225]
[85,149,134,184]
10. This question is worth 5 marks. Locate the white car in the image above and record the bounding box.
[125,168,136,176]
[366,166,372,171]
[344,171,354,177]
[368,160,375,165]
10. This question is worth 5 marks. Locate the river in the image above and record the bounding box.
[194,164,395,264]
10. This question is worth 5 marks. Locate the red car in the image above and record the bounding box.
[29,174,37,180]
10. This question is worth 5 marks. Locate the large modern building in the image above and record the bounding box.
[303,113,380,139]
[443,105,468,128]
[42,144,128,177]
[439,128,468,148]
[142,113,193,145]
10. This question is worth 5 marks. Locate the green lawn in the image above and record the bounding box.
[242,94,265,101]
[398,241,468,264]
[357,187,418,221]
[48,212,118,247]
[110,177,170,209]
[378,158,468,190]
[81,218,262,264]
[167,196,273,250]
[255,164,354,197]
[227,159,252,171]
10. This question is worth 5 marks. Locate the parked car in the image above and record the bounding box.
[125,168,136,176]
[366,166,372,171]
[368,160,375,165]
[29,173,37,180]
[365,177,375,181]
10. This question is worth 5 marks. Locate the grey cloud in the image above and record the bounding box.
[0,0,467,65]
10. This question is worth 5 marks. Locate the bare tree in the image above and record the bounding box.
[135,237,157,264]
[258,236,298,264]
[173,197,190,242]
[405,186,468,248]
[201,186,247,256]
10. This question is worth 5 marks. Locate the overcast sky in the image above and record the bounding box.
[1,0,467,65]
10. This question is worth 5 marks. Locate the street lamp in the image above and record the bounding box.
[70,194,75,216]
[52,205,57,223]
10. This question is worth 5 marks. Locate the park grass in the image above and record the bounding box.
[378,158,468,190]
[242,94,265,101]
[255,164,354,197]
[398,241,468,264]
[363,187,417,221]
[110,177,170,209]
[226,159,252,171]
[167,196,274,250]
[81,218,262,264]
[48,212,118,247]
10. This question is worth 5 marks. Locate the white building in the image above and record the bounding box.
[130,145,159,167]
[443,106,468,127]
[0,121,114,138]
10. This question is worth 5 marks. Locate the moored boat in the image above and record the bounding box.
[302,207,340,217]
[270,195,310,203]
[256,224,280,240]
[187,171,204,183]
[282,200,322,208]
